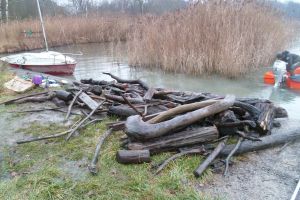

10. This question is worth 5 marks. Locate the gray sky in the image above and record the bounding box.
[54,0,300,6]
[278,0,300,3]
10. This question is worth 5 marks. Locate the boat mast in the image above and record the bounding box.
[36,0,48,51]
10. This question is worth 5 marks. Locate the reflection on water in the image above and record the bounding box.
[53,42,300,119]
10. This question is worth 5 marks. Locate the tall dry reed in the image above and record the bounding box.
[128,1,292,77]
[0,14,133,53]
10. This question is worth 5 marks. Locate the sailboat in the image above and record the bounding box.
[0,0,77,75]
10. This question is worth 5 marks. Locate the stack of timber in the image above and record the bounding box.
[3,72,298,178]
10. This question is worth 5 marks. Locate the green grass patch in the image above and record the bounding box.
[0,116,215,200]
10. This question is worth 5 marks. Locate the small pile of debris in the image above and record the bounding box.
[2,72,297,178]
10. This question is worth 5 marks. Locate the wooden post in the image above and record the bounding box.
[116,150,151,164]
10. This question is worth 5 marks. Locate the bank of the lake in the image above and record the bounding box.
[1,41,300,198]
[0,65,213,200]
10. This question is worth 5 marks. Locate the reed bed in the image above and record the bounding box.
[128,1,292,77]
[0,1,294,77]
[0,14,133,53]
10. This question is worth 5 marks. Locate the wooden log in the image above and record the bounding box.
[219,128,300,157]
[255,103,275,135]
[52,97,66,107]
[233,101,260,119]
[236,131,261,141]
[110,87,125,95]
[105,94,144,104]
[15,92,56,104]
[103,72,149,90]
[148,99,218,124]
[166,93,208,104]
[217,120,256,128]
[107,113,161,131]
[194,138,228,178]
[237,98,271,105]
[90,85,102,96]
[218,110,238,123]
[121,94,144,117]
[127,126,219,153]
[81,78,110,86]
[66,90,83,120]
[108,104,167,118]
[54,90,73,101]
[274,106,288,118]
[88,94,114,103]
[153,90,176,99]
[143,87,156,101]
[214,110,239,135]
[125,95,235,141]
[0,91,49,105]
[88,128,114,175]
[229,106,247,117]
[108,121,126,131]
[116,150,151,164]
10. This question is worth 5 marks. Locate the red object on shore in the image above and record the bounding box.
[0,51,77,76]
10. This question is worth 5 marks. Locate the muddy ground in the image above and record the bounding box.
[0,102,299,200]
[200,119,300,200]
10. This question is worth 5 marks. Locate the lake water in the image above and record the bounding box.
[24,41,300,120]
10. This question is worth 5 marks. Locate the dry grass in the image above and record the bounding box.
[0,14,133,53]
[0,1,294,77]
[128,1,293,77]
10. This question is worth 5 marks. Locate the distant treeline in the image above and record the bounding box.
[92,0,188,15]
[1,0,300,21]
[0,0,65,21]
[0,0,188,21]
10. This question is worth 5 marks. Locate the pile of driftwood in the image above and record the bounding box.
[2,72,297,178]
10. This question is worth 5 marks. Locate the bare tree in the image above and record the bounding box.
[0,0,8,22]
[136,0,144,15]
[70,0,92,15]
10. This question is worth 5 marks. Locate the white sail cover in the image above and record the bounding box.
[0,51,76,66]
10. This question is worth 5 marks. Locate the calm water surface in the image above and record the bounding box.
[48,41,300,120]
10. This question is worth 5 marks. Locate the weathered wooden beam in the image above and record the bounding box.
[255,103,275,135]
[127,126,219,153]
[148,99,218,124]
[219,128,300,157]
[125,96,235,141]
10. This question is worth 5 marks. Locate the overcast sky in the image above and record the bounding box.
[55,0,300,6]
[277,0,300,3]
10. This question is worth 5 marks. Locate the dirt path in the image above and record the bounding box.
[200,119,300,200]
